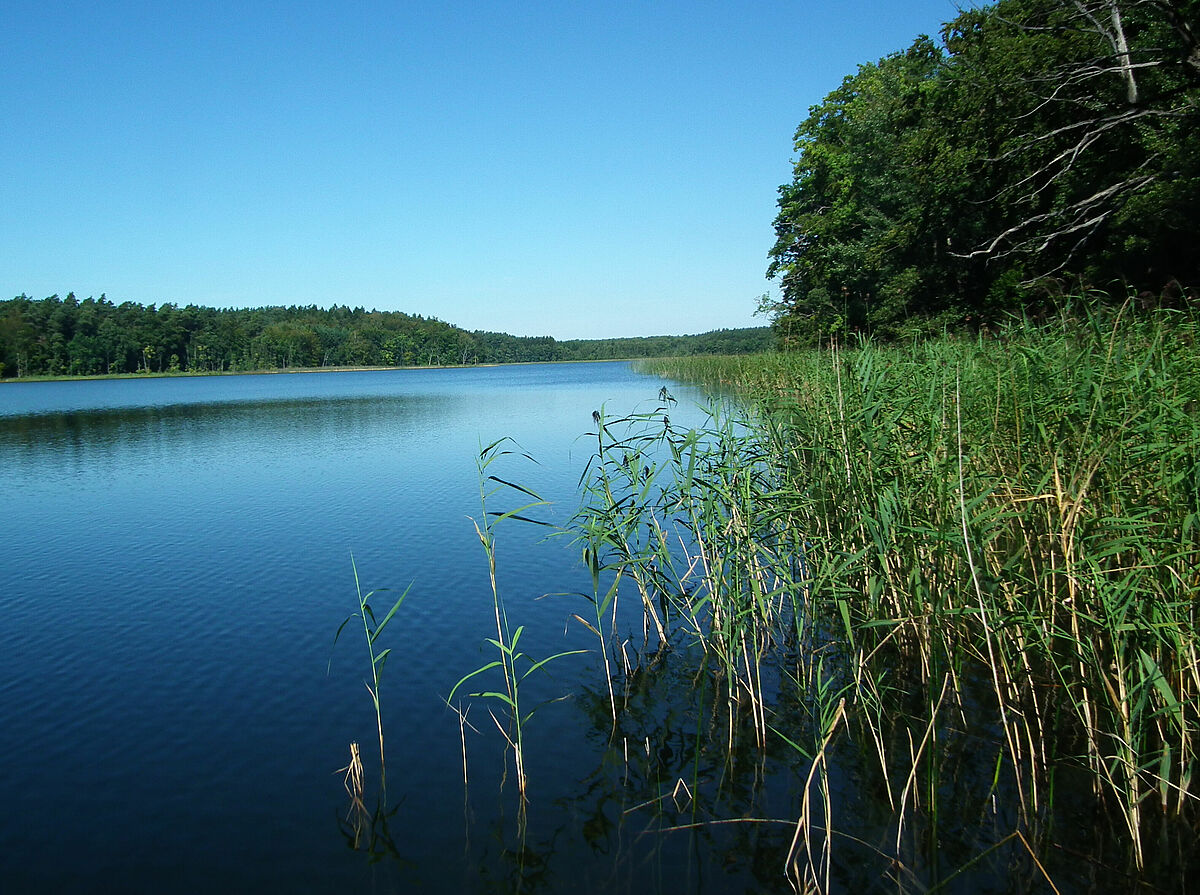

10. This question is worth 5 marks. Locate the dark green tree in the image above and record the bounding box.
[768,38,953,341]
[766,0,1200,343]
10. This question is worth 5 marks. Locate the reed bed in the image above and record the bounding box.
[571,302,1200,889]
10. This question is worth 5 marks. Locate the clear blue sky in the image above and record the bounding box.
[2,1,965,339]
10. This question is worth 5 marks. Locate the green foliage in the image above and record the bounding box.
[769,37,956,342]
[448,439,584,810]
[635,303,1200,879]
[0,294,482,377]
[0,293,773,379]
[557,327,774,360]
[767,0,1200,341]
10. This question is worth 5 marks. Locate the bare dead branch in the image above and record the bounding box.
[1070,1,1142,102]
[955,172,1157,264]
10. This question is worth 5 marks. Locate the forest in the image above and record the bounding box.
[766,0,1199,342]
[0,293,771,379]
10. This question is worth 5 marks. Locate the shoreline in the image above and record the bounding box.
[0,356,652,384]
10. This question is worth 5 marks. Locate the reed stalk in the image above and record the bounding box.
[600,299,1200,885]
[449,439,584,810]
[333,556,411,802]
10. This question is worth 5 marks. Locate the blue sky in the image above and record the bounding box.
[2,1,965,339]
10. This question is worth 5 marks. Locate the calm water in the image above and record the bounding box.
[2,363,789,893]
[1,364,1163,894]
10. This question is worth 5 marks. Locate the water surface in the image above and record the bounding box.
[0,363,732,893]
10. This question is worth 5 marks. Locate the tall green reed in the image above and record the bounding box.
[632,299,1199,882]
[331,299,1193,887]
[448,439,583,811]
[333,555,412,802]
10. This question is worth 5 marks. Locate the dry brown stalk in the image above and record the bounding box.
[786,698,846,895]
[337,741,369,848]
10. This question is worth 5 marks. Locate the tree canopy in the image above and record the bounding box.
[767,0,1200,343]
[0,293,771,378]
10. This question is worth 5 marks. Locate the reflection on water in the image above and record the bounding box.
[0,394,447,482]
[0,363,724,894]
[1,364,1165,893]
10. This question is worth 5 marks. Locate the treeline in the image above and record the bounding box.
[472,327,772,363]
[0,293,771,378]
[767,0,1200,343]
[557,327,773,360]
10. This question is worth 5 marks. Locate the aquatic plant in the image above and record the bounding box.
[333,556,411,801]
[448,439,584,810]
[619,299,1200,888]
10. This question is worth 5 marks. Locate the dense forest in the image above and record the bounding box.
[0,293,771,378]
[767,0,1199,343]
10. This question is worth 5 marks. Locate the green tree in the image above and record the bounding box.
[951,0,1200,288]
[0,298,35,377]
[768,37,953,340]
[766,0,1200,343]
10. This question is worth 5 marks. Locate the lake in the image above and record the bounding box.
[4,360,1174,894]
[2,362,803,893]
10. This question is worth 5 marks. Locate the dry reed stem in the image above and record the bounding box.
[786,698,846,894]
[894,674,950,854]
[338,741,369,848]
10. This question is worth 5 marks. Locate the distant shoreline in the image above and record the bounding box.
[0,357,657,384]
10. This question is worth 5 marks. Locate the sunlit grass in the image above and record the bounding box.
[580,300,1200,885]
